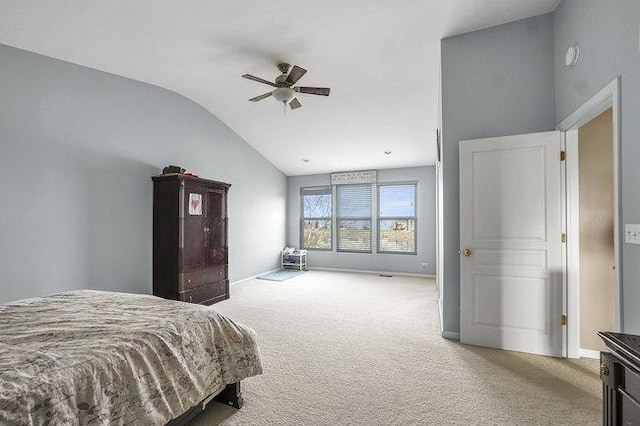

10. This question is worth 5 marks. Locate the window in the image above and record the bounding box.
[337,185,372,252]
[378,184,417,254]
[301,187,332,250]
[300,181,417,255]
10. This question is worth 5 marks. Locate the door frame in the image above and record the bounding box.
[557,77,622,358]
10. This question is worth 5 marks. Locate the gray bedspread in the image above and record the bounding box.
[0,290,262,425]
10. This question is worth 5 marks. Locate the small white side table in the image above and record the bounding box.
[281,250,307,271]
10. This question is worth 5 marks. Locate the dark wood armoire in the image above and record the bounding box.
[152,174,231,305]
[600,332,640,425]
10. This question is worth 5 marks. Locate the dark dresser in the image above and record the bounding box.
[152,174,231,305]
[599,332,640,425]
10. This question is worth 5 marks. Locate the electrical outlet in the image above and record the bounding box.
[421,262,430,269]
[625,224,640,244]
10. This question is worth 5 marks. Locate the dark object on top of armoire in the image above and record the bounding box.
[152,173,231,305]
[599,331,640,425]
[162,165,186,175]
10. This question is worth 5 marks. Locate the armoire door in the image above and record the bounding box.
[181,182,208,272]
[206,188,227,280]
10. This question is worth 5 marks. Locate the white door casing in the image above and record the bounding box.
[460,131,564,357]
[558,77,622,358]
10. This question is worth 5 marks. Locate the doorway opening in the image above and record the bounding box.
[575,108,615,357]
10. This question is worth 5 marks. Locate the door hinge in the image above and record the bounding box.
[560,151,566,161]
[561,315,567,326]
[561,233,567,243]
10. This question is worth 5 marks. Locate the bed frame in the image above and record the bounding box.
[166,382,243,425]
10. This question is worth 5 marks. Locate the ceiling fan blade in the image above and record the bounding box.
[289,98,302,109]
[285,65,307,85]
[297,87,331,96]
[249,92,273,102]
[242,74,277,87]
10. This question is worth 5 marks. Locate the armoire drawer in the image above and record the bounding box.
[179,267,227,291]
[624,364,640,402]
[179,280,228,305]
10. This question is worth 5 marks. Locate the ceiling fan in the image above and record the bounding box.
[242,63,330,110]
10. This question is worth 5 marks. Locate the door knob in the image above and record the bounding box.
[462,248,472,257]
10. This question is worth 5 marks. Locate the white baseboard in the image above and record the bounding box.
[231,267,433,285]
[308,267,435,279]
[579,348,601,359]
[230,268,280,286]
[442,331,460,340]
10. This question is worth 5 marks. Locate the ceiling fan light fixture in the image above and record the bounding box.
[272,87,296,104]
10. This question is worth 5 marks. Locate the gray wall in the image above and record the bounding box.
[287,166,436,275]
[0,44,286,303]
[440,14,557,333]
[554,0,640,332]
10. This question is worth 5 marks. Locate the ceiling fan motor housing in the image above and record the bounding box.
[277,63,291,74]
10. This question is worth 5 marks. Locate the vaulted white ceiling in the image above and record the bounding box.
[0,0,560,175]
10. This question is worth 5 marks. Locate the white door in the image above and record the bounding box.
[460,131,564,357]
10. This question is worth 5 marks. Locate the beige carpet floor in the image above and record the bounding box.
[192,271,600,425]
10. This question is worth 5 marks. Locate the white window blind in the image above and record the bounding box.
[337,185,372,252]
[301,187,332,250]
[378,184,417,254]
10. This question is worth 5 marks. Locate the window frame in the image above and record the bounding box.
[376,182,418,255]
[300,186,333,251]
[336,184,373,253]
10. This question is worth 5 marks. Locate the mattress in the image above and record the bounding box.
[0,290,262,425]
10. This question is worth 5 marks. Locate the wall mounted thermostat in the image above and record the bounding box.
[625,224,640,244]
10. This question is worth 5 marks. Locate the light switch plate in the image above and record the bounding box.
[625,224,640,244]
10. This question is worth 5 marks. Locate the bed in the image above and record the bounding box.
[0,290,263,425]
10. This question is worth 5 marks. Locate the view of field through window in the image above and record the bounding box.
[378,219,415,252]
